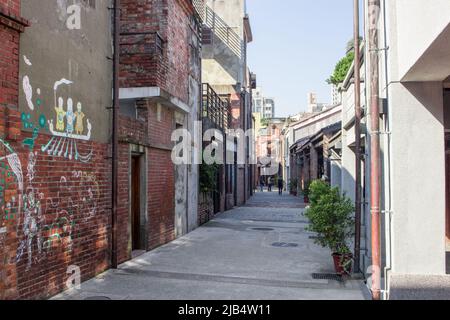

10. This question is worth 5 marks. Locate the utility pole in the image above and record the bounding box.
[353,0,362,275]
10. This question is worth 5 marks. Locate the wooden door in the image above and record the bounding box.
[131,156,141,250]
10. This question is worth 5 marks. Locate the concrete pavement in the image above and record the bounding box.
[53,191,367,300]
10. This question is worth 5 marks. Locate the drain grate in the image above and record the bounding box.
[84,296,112,300]
[251,227,274,231]
[312,273,343,282]
[272,242,299,248]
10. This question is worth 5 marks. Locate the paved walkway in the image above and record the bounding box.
[53,192,367,300]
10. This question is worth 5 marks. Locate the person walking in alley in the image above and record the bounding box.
[278,178,283,195]
[259,176,265,192]
[268,177,273,192]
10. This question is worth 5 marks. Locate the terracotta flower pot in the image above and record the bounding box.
[303,196,309,203]
[332,253,353,275]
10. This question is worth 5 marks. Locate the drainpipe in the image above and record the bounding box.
[368,0,382,300]
[353,0,362,274]
[111,0,120,269]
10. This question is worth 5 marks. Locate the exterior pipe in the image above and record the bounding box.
[111,0,120,269]
[353,0,362,274]
[382,0,393,300]
[367,0,382,300]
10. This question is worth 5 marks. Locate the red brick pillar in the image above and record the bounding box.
[0,0,28,300]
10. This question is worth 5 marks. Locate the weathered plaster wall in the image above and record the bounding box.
[202,0,246,88]
[20,0,113,143]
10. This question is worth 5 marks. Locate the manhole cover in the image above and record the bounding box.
[251,227,274,231]
[272,242,299,248]
[84,296,112,300]
[312,273,343,282]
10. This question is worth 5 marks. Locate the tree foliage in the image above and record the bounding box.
[199,163,219,194]
[260,118,270,128]
[326,51,355,86]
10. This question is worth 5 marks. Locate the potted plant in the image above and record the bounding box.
[302,181,311,203]
[289,178,298,196]
[304,180,355,275]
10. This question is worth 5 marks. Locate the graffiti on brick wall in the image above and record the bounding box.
[21,55,94,162]
[15,151,43,268]
[0,139,23,232]
[15,162,101,268]
[7,55,101,268]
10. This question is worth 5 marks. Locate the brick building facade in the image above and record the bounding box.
[0,0,253,300]
[117,0,202,260]
[0,0,113,299]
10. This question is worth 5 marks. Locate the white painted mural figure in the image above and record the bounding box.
[66,98,75,134]
[55,97,66,132]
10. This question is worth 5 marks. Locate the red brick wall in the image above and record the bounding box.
[0,0,20,17]
[198,193,213,226]
[116,142,131,264]
[117,0,196,262]
[165,0,189,103]
[120,0,191,104]
[0,0,21,300]
[148,147,175,248]
[0,0,22,110]
[0,0,113,300]
[0,127,111,299]
[146,102,175,248]
[116,101,176,258]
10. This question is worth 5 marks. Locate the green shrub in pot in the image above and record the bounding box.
[304,180,355,274]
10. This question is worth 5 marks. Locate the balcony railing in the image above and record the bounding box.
[202,83,230,131]
[203,5,243,58]
[192,0,205,22]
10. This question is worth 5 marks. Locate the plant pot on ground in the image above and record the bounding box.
[304,180,355,275]
[289,179,298,196]
[332,252,353,275]
[302,181,311,203]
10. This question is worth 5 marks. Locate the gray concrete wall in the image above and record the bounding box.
[186,19,202,233]
[392,0,450,81]
[202,0,246,88]
[19,0,113,143]
[388,82,446,275]
[383,0,447,275]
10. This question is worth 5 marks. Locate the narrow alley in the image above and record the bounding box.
[1,0,450,305]
[53,192,366,300]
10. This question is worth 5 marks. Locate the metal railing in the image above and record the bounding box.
[202,83,230,131]
[192,0,205,22]
[204,5,243,58]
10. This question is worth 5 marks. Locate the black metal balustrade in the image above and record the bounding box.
[202,83,230,131]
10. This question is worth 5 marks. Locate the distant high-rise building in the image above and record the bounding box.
[253,87,264,114]
[307,92,328,113]
[252,87,275,119]
[263,98,275,119]
[331,84,342,106]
